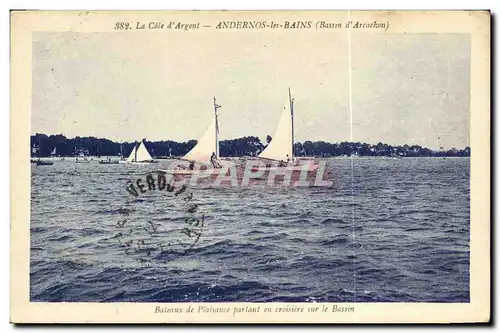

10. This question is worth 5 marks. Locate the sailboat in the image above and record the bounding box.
[30,144,38,163]
[159,97,224,175]
[32,137,53,166]
[253,88,319,172]
[121,139,157,164]
[119,144,125,161]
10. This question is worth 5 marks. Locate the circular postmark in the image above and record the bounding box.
[111,171,206,262]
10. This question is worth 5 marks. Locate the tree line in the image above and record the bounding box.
[30,133,471,158]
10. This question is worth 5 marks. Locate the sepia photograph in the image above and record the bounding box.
[10,10,490,323]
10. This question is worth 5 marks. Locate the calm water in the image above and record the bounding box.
[30,157,470,302]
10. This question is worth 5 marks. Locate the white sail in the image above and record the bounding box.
[127,142,153,162]
[258,103,293,162]
[136,141,153,161]
[182,119,217,164]
[126,145,137,162]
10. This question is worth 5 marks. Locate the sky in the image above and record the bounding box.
[31,31,470,149]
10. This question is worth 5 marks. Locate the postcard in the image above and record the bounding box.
[10,10,490,323]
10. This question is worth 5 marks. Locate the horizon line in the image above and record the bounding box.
[30,132,470,150]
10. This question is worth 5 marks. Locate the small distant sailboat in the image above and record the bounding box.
[253,88,319,172]
[32,137,53,166]
[119,144,125,161]
[121,139,157,164]
[30,144,38,164]
[159,97,224,175]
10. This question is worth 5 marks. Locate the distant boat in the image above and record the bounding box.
[32,138,53,166]
[253,88,319,172]
[75,155,90,163]
[119,144,125,161]
[159,97,226,175]
[122,140,157,164]
[36,160,53,166]
[97,144,120,164]
[99,157,119,165]
[99,144,124,164]
[75,150,90,163]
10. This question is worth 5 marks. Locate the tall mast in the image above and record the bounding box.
[134,141,138,162]
[214,97,219,158]
[38,135,41,159]
[289,87,294,158]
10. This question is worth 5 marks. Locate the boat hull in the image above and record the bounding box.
[251,164,321,172]
[36,161,53,166]
[122,160,159,165]
[158,162,320,175]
